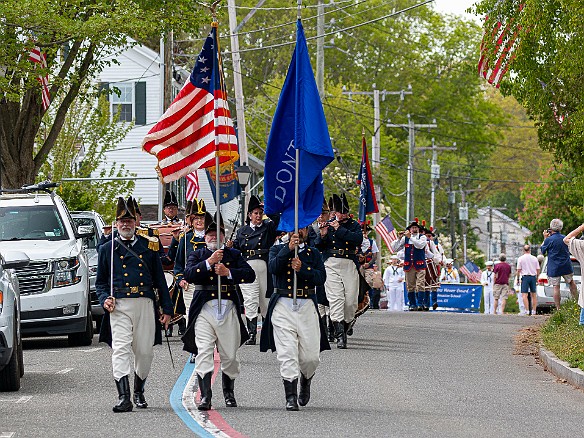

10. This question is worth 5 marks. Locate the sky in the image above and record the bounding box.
[432,0,481,22]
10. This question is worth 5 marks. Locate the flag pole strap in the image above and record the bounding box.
[293,148,300,307]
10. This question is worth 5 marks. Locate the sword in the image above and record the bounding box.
[164,326,175,369]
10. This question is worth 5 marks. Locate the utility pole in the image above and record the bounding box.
[449,175,456,261]
[387,114,436,224]
[417,138,456,228]
[316,0,325,99]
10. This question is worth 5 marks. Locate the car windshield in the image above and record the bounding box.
[0,205,68,241]
[72,217,97,249]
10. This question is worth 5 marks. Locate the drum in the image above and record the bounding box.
[164,271,184,325]
[425,259,441,290]
[149,224,183,252]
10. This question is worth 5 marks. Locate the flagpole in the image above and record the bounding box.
[292,0,302,308]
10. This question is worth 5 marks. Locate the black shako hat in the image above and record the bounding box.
[163,190,179,207]
[247,195,263,213]
[116,196,137,220]
[185,200,193,216]
[406,217,421,231]
[332,193,350,214]
[192,198,207,216]
[321,198,330,214]
[327,196,334,212]
[205,211,225,234]
[132,197,142,216]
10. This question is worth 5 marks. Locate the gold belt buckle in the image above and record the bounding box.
[130,286,139,293]
[338,249,345,255]
[220,285,229,292]
[248,250,255,256]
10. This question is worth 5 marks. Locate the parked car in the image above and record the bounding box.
[0,251,30,391]
[0,183,94,346]
[71,211,105,328]
[536,256,581,312]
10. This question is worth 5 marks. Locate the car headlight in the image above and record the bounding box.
[88,265,98,276]
[53,257,82,287]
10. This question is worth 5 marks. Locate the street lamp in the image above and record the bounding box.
[236,163,251,228]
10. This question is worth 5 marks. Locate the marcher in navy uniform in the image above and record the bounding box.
[260,227,330,411]
[315,193,363,349]
[95,197,173,413]
[181,213,256,411]
[391,218,428,311]
[227,195,280,345]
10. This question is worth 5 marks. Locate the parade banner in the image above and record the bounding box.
[404,283,483,312]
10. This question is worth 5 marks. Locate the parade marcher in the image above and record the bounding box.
[160,190,181,224]
[315,193,363,349]
[260,227,330,411]
[423,226,444,310]
[228,195,280,345]
[181,213,256,410]
[95,197,173,413]
[481,261,495,314]
[383,255,405,312]
[359,222,380,309]
[440,259,459,284]
[391,218,428,311]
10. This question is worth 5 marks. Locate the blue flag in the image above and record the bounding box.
[356,135,378,223]
[263,20,334,232]
[205,161,241,205]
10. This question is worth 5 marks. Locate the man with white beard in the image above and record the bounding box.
[96,197,173,412]
[181,213,256,410]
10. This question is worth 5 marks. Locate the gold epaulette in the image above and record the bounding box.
[145,226,160,236]
[140,234,160,251]
[179,231,185,239]
[136,228,148,238]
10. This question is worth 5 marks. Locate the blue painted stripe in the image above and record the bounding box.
[170,359,214,438]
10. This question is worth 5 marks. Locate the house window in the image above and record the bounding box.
[111,83,133,122]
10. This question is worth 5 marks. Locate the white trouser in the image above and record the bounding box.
[317,304,329,318]
[324,257,359,323]
[183,283,196,316]
[194,301,241,379]
[483,286,494,314]
[239,259,269,319]
[110,297,155,381]
[387,285,404,312]
[271,298,320,381]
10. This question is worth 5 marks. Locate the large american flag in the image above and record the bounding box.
[142,24,238,183]
[29,46,50,110]
[375,215,399,254]
[460,260,482,284]
[478,5,523,88]
[185,171,200,201]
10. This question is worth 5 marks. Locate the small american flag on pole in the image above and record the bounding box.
[142,24,238,183]
[185,171,200,201]
[375,215,399,254]
[460,260,482,283]
[29,46,50,110]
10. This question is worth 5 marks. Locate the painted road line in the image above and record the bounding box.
[0,432,16,437]
[55,368,74,374]
[75,347,103,353]
[0,396,32,404]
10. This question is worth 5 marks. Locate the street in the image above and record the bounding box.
[1,311,582,438]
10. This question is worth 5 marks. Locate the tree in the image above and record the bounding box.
[36,93,134,223]
[0,0,207,188]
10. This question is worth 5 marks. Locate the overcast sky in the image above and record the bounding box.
[432,0,481,22]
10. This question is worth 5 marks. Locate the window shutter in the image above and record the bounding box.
[135,82,146,125]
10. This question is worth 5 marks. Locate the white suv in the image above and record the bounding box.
[0,184,93,346]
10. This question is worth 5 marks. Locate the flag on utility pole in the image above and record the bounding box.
[356,134,378,223]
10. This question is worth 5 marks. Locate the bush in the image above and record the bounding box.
[541,300,584,371]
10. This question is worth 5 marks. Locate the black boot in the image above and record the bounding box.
[133,373,148,409]
[245,317,257,345]
[327,316,335,342]
[197,372,213,411]
[177,318,186,336]
[298,373,313,407]
[283,379,299,411]
[222,373,237,407]
[333,321,346,349]
[113,376,133,413]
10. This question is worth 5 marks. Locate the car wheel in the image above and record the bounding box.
[0,323,21,391]
[17,333,24,378]
[68,303,94,347]
[94,314,102,332]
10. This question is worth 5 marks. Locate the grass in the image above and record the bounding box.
[541,300,584,371]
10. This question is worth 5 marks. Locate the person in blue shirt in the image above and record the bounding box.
[541,218,578,309]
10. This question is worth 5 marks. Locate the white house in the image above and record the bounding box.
[94,39,262,227]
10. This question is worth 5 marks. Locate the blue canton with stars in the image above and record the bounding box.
[189,27,219,94]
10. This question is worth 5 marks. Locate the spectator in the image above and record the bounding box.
[383,256,405,312]
[516,245,540,315]
[370,265,384,310]
[564,224,584,325]
[493,254,512,314]
[480,261,495,314]
[541,218,578,309]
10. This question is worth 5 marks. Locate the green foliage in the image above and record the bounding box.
[542,300,584,370]
[36,93,134,223]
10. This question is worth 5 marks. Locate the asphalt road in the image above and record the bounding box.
[2,311,583,438]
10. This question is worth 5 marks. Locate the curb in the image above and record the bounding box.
[539,347,584,389]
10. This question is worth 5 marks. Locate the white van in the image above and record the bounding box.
[0,184,93,346]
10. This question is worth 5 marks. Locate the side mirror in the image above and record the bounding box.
[76,225,94,239]
[2,251,30,269]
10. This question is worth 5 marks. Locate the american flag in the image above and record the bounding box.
[142,24,238,183]
[478,5,523,88]
[460,260,482,284]
[29,46,51,110]
[185,171,200,201]
[375,215,399,254]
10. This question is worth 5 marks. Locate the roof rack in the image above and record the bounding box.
[0,181,60,194]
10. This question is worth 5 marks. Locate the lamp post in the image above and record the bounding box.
[236,163,251,228]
